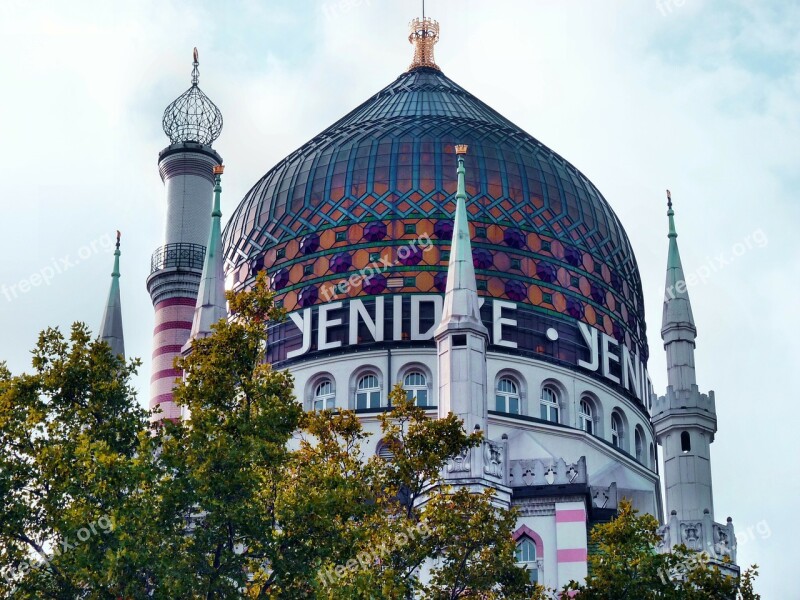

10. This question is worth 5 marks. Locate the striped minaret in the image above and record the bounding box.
[146,48,223,422]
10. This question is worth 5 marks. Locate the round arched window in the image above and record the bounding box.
[611,412,624,449]
[579,398,594,434]
[403,371,428,407]
[540,386,560,423]
[313,379,335,411]
[355,374,381,409]
[495,378,520,414]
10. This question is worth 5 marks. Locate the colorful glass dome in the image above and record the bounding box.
[222,65,648,359]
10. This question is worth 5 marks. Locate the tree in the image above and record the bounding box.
[561,499,760,599]
[0,323,164,598]
[0,274,541,599]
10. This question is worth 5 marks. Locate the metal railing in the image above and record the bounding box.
[150,243,206,274]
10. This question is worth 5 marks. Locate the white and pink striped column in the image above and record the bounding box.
[146,142,222,423]
[555,501,589,584]
[150,297,197,420]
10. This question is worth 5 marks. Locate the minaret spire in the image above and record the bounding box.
[438,146,486,331]
[661,190,697,390]
[183,164,227,352]
[435,145,489,433]
[99,231,125,358]
[652,189,720,526]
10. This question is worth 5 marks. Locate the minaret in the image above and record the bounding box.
[182,164,227,353]
[434,146,509,506]
[435,145,489,433]
[99,231,125,358]
[651,191,718,523]
[147,48,223,422]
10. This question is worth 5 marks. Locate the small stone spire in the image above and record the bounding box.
[437,145,487,334]
[99,231,125,358]
[408,17,441,71]
[183,165,227,353]
[661,190,697,390]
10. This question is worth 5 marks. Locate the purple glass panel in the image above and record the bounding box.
[564,246,582,267]
[363,221,387,242]
[398,246,423,266]
[566,297,584,319]
[299,234,320,255]
[329,252,352,274]
[610,271,623,293]
[434,219,454,240]
[505,279,527,302]
[590,282,606,305]
[504,228,526,249]
[297,285,319,307]
[434,271,448,292]
[472,248,493,269]
[363,274,387,295]
[536,261,558,283]
[613,321,624,341]
[270,268,290,290]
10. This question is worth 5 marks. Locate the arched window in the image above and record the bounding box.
[313,379,336,411]
[403,371,428,407]
[515,537,539,583]
[681,431,691,453]
[635,427,644,462]
[579,398,593,434]
[356,374,381,409]
[649,442,656,468]
[495,378,520,414]
[540,386,559,423]
[611,413,624,449]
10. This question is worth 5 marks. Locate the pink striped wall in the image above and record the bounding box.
[149,297,195,421]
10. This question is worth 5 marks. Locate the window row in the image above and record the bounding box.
[311,369,432,412]
[493,376,655,468]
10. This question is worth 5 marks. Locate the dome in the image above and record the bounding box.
[222,63,648,363]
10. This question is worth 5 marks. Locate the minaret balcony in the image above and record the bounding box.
[150,242,206,275]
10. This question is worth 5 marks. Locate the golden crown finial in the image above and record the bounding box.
[408,17,441,72]
[455,144,468,155]
[212,164,225,175]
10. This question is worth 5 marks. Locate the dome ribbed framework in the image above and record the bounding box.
[222,66,649,359]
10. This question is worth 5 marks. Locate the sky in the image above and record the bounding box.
[0,0,797,595]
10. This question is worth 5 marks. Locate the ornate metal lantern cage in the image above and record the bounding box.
[162,48,223,146]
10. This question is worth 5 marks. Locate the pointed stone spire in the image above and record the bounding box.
[182,165,227,354]
[653,190,719,524]
[435,145,489,433]
[437,145,488,336]
[661,190,697,390]
[99,231,125,357]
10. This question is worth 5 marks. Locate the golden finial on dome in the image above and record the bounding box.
[408,17,441,72]
[455,144,469,155]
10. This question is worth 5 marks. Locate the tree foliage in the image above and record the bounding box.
[561,499,760,600]
[0,273,541,599]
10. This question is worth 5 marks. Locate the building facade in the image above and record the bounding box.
[95,17,740,591]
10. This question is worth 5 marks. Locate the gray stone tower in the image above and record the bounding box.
[651,191,717,523]
[146,48,223,422]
